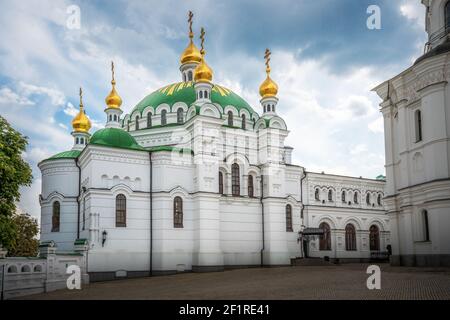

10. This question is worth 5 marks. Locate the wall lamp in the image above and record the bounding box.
[102,230,108,247]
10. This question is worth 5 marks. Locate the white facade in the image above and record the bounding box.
[373,0,450,267]
[303,172,389,262]
[38,15,390,280]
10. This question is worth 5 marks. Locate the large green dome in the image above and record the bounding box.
[90,128,144,151]
[131,81,255,116]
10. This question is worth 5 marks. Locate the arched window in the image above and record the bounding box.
[285,204,293,232]
[147,113,152,128]
[52,201,60,232]
[177,108,184,124]
[377,194,382,206]
[114,114,117,121]
[341,191,346,203]
[345,224,356,251]
[314,188,320,201]
[76,137,79,145]
[161,110,167,125]
[188,70,193,81]
[135,116,139,130]
[415,110,422,142]
[366,193,371,205]
[115,194,126,227]
[80,137,84,145]
[263,105,266,113]
[319,222,331,251]
[204,90,208,99]
[369,225,380,251]
[422,210,430,241]
[227,111,233,127]
[241,114,246,130]
[248,175,254,198]
[354,192,359,204]
[328,189,333,201]
[183,73,186,82]
[109,114,112,121]
[218,172,224,195]
[199,91,203,99]
[174,197,183,228]
[231,163,240,196]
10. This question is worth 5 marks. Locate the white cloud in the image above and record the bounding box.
[0,87,34,105]
[400,1,425,29]
[18,82,65,106]
[368,117,384,134]
[64,102,78,117]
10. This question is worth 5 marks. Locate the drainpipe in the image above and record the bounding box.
[149,152,153,277]
[299,169,306,258]
[260,174,265,267]
[75,158,81,239]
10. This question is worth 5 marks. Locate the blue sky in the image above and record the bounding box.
[0,0,426,219]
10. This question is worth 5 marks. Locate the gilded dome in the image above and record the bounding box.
[259,48,278,98]
[180,40,202,65]
[72,106,91,133]
[194,58,213,83]
[259,75,278,98]
[105,62,123,109]
[105,80,123,109]
[72,88,91,133]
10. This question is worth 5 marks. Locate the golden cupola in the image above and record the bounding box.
[180,11,202,65]
[72,87,92,133]
[259,48,278,98]
[105,61,123,109]
[194,28,213,83]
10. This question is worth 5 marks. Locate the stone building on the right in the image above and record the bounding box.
[373,0,450,267]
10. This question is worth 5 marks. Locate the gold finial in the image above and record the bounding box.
[188,11,194,39]
[259,48,278,98]
[79,87,83,108]
[200,27,205,56]
[264,48,271,74]
[180,11,202,65]
[194,27,213,83]
[111,61,116,85]
[72,87,91,133]
[105,61,122,109]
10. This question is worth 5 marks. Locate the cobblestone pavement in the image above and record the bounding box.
[23,263,450,300]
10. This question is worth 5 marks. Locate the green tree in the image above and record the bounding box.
[0,115,33,251]
[7,213,39,257]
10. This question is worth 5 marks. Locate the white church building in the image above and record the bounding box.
[38,13,389,281]
[373,0,450,267]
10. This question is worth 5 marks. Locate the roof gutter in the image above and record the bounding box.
[75,157,81,239]
[149,151,153,277]
[260,174,265,267]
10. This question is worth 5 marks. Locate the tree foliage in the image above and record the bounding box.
[0,115,33,217]
[7,213,39,257]
[0,116,34,253]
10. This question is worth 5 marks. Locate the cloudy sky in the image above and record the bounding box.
[0,0,426,220]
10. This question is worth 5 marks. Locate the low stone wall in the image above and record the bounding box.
[0,240,89,300]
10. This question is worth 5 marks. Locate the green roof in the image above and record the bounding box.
[46,150,81,161]
[131,81,255,116]
[376,174,386,181]
[90,128,145,151]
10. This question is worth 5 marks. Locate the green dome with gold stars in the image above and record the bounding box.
[131,81,255,117]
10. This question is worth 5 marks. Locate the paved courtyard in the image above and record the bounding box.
[24,263,450,300]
